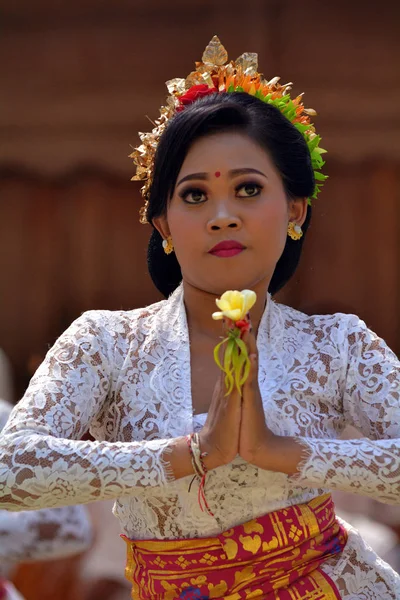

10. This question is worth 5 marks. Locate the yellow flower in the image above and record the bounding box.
[212,290,256,323]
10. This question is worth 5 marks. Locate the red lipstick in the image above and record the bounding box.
[208,240,246,258]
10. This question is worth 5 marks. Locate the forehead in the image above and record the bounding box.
[179,131,274,175]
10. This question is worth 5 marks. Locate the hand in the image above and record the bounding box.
[238,327,279,465]
[238,326,305,475]
[199,324,241,469]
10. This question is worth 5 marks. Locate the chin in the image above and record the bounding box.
[203,276,259,295]
[184,265,271,295]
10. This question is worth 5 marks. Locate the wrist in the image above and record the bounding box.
[258,435,304,475]
[198,432,225,471]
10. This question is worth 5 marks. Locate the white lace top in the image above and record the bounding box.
[0,285,399,597]
[0,399,92,577]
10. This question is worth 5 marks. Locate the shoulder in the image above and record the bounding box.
[272,300,398,363]
[56,298,169,359]
[66,297,168,335]
[271,299,357,340]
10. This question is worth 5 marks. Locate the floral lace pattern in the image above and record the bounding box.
[0,285,399,597]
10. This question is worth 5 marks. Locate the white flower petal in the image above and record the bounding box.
[212,311,224,320]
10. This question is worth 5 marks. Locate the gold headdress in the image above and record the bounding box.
[130,36,327,225]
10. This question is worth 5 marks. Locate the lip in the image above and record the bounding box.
[208,240,246,258]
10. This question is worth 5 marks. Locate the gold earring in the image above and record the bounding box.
[162,236,174,255]
[287,222,303,241]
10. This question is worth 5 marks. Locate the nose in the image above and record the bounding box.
[207,206,242,232]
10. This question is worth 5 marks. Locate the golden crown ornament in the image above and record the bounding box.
[130,36,327,225]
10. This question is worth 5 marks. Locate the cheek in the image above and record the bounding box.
[168,204,205,246]
[169,218,200,261]
[254,201,288,242]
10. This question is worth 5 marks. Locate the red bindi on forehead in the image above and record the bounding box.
[214,171,221,178]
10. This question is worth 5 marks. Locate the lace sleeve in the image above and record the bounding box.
[0,400,92,563]
[0,312,174,511]
[293,315,400,504]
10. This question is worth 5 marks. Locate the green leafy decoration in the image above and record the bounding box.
[214,327,251,396]
[230,85,327,203]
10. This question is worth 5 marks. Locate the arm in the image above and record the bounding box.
[0,400,93,561]
[291,315,400,504]
[0,312,195,512]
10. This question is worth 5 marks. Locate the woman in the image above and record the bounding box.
[0,37,399,599]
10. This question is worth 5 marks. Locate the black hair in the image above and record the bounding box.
[145,92,315,298]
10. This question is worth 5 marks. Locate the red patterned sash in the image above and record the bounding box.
[122,493,347,599]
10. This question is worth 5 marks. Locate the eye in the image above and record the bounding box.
[179,187,207,204]
[236,182,263,198]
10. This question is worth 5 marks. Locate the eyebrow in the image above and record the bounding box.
[176,167,268,187]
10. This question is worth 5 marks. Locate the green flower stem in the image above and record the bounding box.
[213,327,251,396]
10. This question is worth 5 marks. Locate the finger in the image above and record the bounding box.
[241,324,258,391]
[241,327,258,358]
[243,351,258,390]
[223,317,235,333]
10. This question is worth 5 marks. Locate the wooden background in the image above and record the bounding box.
[1,1,400,597]
[1,0,399,400]
[1,160,399,401]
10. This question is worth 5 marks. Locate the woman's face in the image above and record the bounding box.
[155,131,306,295]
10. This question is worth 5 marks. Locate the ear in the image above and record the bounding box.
[152,215,171,241]
[288,197,308,227]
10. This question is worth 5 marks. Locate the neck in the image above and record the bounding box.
[182,279,270,341]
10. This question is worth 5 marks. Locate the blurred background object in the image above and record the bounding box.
[1,0,399,596]
[79,500,131,600]
[0,399,93,600]
[0,351,14,405]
